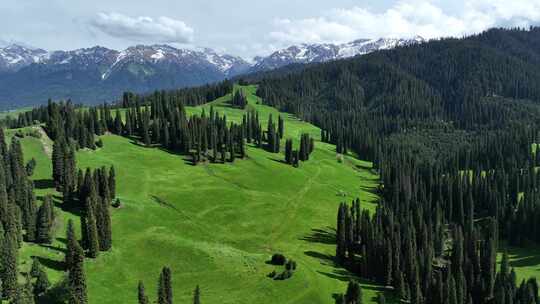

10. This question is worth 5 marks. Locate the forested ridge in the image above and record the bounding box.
[256,28,540,304]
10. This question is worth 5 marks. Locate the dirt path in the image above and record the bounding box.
[32,126,53,159]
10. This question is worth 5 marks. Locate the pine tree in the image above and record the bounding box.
[83,198,99,258]
[138,281,149,304]
[12,274,34,304]
[345,280,362,304]
[108,166,116,199]
[65,219,77,271]
[285,139,293,164]
[2,226,18,299]
[193,285,201,304]
[67,232,87,304]
[278,115,284,139]
[97,197,112,251]
[158,267,172,304]
[36,196,54,243]
[34,268,50,297]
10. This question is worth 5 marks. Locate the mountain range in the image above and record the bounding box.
[0,37,424,108]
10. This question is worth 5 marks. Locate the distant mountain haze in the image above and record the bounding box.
[0,37,424,109]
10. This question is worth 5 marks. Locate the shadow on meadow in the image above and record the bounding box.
[300,227,336,245]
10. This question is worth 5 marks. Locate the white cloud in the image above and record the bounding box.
[269,0,540,45]
[90,12,194,44]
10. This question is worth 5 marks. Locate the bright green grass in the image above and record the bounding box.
[16,85,388,304]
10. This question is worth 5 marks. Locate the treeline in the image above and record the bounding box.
[0,128,51,301]
[121,80,233,108]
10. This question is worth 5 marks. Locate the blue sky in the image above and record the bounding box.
[1,0,539,58]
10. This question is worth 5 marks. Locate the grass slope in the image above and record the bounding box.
[16,85,386,304]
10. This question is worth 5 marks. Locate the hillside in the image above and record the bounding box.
[11,85,385,304]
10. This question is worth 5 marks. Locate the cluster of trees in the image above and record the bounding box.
[230,90,248,109]
[265,114,283,153]
[117,92,289,165]
[284,133,314,167]
[267,253,298,280]
[78,166,114,258]
[137,267,201,304]
[0,128,51,301]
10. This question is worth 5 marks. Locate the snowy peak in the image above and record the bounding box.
[0,44,48,72]
[252,36,425,72]
[0,43,250,77]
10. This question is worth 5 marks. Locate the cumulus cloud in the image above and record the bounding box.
[90,12,194,44]
[269,0,540,45]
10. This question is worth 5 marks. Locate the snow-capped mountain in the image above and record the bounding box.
[0,44,250,77]
[0,44,251,108]
[250,36,425,72]
[0,37,423,108]
[0,44,48,72]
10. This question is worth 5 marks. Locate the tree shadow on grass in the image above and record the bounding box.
[34,179,55,190]
[267,157,288,165]
[305,250,335,267]
[502,246,540,269]
[300,227,336,245]
[39,243,66,254]
[49,197,82,217]
[34,256,65,272]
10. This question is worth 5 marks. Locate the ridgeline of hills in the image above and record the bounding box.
[0,37,423,108]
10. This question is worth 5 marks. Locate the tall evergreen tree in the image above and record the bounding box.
[138,281,149,304]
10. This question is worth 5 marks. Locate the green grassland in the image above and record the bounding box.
[13,85,388,304]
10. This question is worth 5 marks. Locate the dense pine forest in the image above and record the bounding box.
[254,27,540,304]
[1,27,540,304]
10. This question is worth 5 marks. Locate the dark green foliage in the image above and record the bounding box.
[158,267,173,304]
[231,90,248,108]
[34,268,51,297]
[345,280,362,304]
[109,166,116,199]
[82,198,99,258]
[67,230,87,304]
[270,253,286,265]
[193,285,201,304]
[2,226,18,299]
[35,195,54,244]
[284,139,293,164]
[12,275,35,304]
[137,281,149,304]
[65,219,77,271]
[25,158,36,177]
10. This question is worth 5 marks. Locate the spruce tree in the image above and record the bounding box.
[158,267,173,304]
[108,166,116,199]
[67,232,87,304]
[36,196,54,244]
[65,219,77,271]
[83,198,99,258]
[34,268,50,297]
[193,285,201,304]
[138,281,149,304]
[2,226,18,299]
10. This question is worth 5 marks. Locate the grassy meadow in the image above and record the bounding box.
[10,85,389,303]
